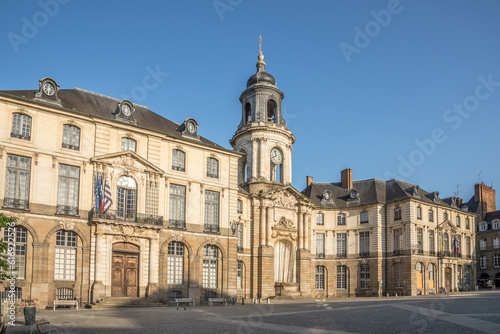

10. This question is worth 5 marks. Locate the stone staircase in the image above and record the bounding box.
[92,297,165,308]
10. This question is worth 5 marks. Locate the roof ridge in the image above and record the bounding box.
[73,87,149,109]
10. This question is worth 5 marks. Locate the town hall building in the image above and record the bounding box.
[0,40,477,307]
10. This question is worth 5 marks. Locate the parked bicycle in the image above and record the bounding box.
[15,299,40,313]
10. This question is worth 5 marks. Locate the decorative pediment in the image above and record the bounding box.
[437,219,458,232]
[267,185,312,209]
[91,151,164,175]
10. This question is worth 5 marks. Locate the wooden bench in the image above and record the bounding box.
[175,298,195,308]
[208,298,227,306]
[53,299,79,310]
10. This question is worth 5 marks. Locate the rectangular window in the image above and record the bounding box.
[237,223,243,253]
[316,233,325,258]
[172,150,185,171]
[394,263,402,288]
[417,228,423,254]
[466,218,470,229]
[237,261,243,289]
[5,154,31,210]
[466,236,471,257]
[11,113,31,140]
[394,208,402,220]
[56,288,73,300]
[480,239,487,251]
[456,216,460,227]
[360,264,370,289]
[167,242,184,285]
[204,190,220,232]
[169,184,186,228]
[337,213,346,226]
[495,255,500,268]
[480,256,487,269]
[494,237,500,249]
[393,228,403,254]
[429,209,434,222]
[3,227,27,279]
[207,158,219,178]
[429,230,435,255]
[237,199,243,214]
[54,231,77,281]
[417,207,422,220]
[62,124,80,150]
[121,137,137,152]
[316,213,324,226]
[57,164,80,216]
[337,233,347,258]
[315,266,325,290]
[360,211,368,224]
[359,231,369,257]
[444,212,448,221]
[337,266,347,289]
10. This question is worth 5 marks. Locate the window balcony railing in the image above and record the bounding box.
[169,219,186,229]
[204,224,219,233]
[90,208,163,226]
[62,143,80,150]
[207,172,218,178]
[393,250,402,256]
[438,251,451,257]
[11,132,30,141]
[417,249,424,255]
[237,246,244,253]
[359,252,370,258]
[336,254,347,259]
[3,197,29,210]
[56,205,79,216]
[316,253,325,259]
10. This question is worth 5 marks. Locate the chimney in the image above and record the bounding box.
[474,182,496,220]
[306,176,313,187]
[341,169,353,189]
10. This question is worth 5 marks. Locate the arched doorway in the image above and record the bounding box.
[494,273,500,288]
[112,242,139,297]
[478,273,490,288]
[274,240,296,283]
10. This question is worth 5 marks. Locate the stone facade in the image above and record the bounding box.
[0,46,477,308]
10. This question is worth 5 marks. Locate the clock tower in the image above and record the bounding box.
[230,37,295,193]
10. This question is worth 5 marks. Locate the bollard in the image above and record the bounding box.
[267,298,270,304]
[242,297,245,305]
[259,298,262,303]
[395,293,398,297]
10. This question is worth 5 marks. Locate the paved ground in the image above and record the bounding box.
[5,291,500,333]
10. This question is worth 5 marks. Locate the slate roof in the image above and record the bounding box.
[302,178,460,209]
[0,88,225,150]
[484,210,500,222]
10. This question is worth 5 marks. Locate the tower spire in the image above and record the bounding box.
[256,35,266,70]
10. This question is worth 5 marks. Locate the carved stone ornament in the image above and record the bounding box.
[274,216,295,231]
[394,258,401,263]
[59,221,75,230]
[119,155,138,170]
[359,259,368,265]
[205,237,217,245]
[172,232,183,241]
[272,191,297,209]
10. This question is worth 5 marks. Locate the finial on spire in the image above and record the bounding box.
[257,35,266,70]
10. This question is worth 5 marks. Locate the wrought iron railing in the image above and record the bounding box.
[11,132,30,141]
[417,249,424,255]
[62,143,80,150]
[90,208,163,226]
[316,253,325,259]
[169,220,186,229]
[336,254,347,259]
[56,205,79,216]
[204,224,219,233]
[359,252,370,257]
[3,197,29,210]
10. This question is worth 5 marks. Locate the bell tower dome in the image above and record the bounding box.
[230,37,295,193]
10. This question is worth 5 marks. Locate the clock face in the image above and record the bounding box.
[121,104,131,116]
[270,148,283,164]
[186,121,195,133]
[43,82,55,96]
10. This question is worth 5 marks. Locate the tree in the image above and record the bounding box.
[0,213,17,282]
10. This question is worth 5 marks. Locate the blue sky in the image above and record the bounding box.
[1,0,499,206]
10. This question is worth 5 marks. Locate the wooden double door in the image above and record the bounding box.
[112,243,139,297]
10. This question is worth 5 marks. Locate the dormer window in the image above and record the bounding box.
[11,113,32,141]
[479,222,487,232]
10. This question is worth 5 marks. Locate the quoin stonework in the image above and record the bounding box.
[0,40,478,307]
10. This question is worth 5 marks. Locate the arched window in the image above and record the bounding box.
[416,262,423,289]
[55,230,77,281]
[167,241,185,285]
[117,176,137,221]
[360,264,370,289]
[337,265,347,289]
[315,266,325,290]
[205,291,216,303]
[203,245,219,288]
[393,263,402,288]
[11,113,32,140]
[428,263,435,288]
[62,124,80,150]
[274,240,296,283]
[121,137,137,152]
[3,226,27,279]
[267,99,277,123]
[244,103,251,124]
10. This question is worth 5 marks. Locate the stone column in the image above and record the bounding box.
[146,237,159,299]
[303,212,309,250]
[251,138,258,181]
[297,209,303,249]
[259,200,266,246]
[266,206,272,246]
[92,231,105,302]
